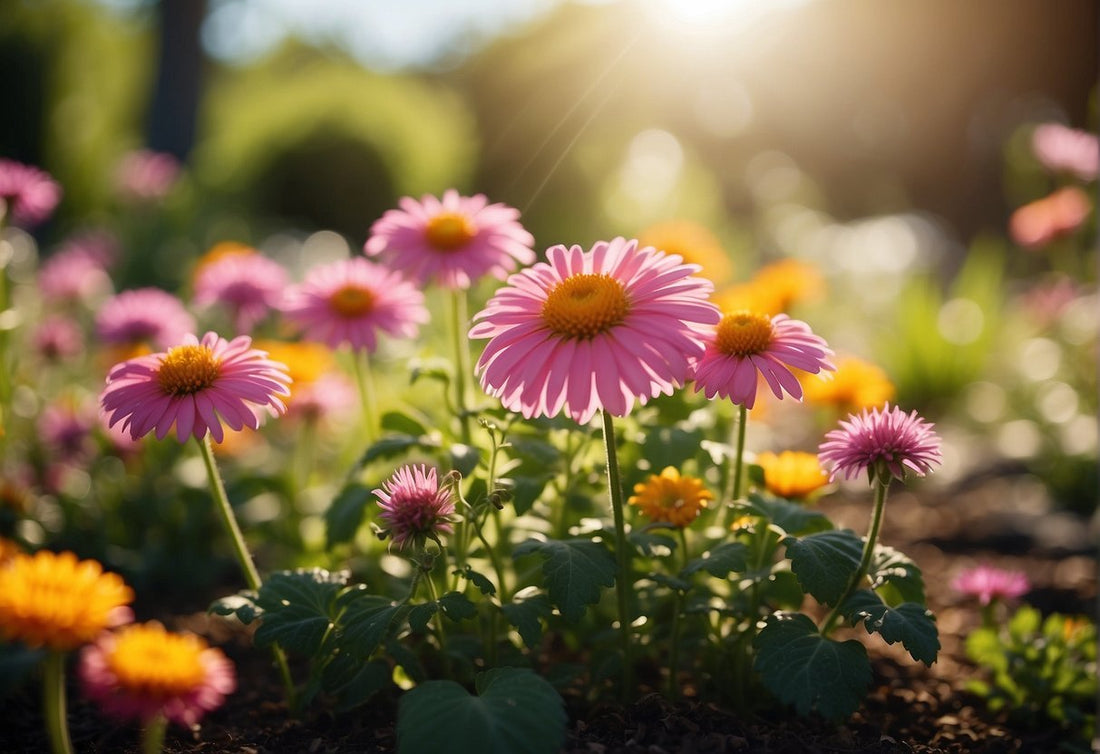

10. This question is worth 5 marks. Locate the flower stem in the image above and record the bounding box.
[43,651,74,754]
[821,477,890,636]
[142,714,167,754]
[450,289,473,445]
[667,528,689,700]
[718,404,748,530]
[352,349,378,444]
[601,410,633,700]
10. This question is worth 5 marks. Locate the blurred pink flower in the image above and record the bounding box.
[100,332,290,443]
[0,158,61,227]
[38,235,116,306]
[281,257,428,353]
[374,464,455,550]
[38,399,97,462]
[1031,123,1099,181]
[1009,186,1092,249]
[287,372,357,423]
[952,563,1030,606]
[470,237,719,424]
[1017,275,1080,328]
[818,403,942,484]
[32,316,84,362]
[192,249,289,335]
[95,288,196,351]
[691,312,834,409]
[114,149,181,202]
[365,189,535,289]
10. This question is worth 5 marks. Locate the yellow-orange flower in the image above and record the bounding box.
[803,355,895,415]
[191,241,256,283]
[637,220,733,285]
[0,550,134,651]
[629,467,713,528]
[714,259,824,316]
[252,339,336,388]
[755,450,830,500]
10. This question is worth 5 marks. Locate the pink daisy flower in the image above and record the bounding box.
[79,621,235,726]
[1031,123,1099,181]
[193,249,289,335]
[691,311,835,409]
[281,257,428,352]
[373,465,455,550]
[32,316,84,362]
[39,399,97,462]
[818,403,943,484]
[113,149,181,203]
[38,239,115,306]
[470,237,720,424]
[952,564,1030,606]
[0,158,62,227]
[95,288,196,351]
[365,189,535,289]
[100,331,291,443]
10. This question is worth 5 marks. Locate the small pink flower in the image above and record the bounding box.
[33,316,84,361]
[39,399,97,462]
[100,331,291,443]
[287,373,357,423]
[38,239,115,306]
[374,465,455,550]
[952,564,1030,606]
[281,257,428,353]
[691,311,834,409]
[0,159,61,227]
[1032,123,1099,181]
[818,403,942,484]
[365,189,535,289]
[1009,187,1092,249]
[193,249,289,335]
[470,237,719,424]
[114,149,181,202]
[95,288,196,351]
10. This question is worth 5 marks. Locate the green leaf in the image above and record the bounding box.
[322,656,391,712]
[501,594,553,649]
[253,569,347,655]
[753,612,872,720]
[648,573,692,593]
[439,591,478,622]
[867,545,926,605]
[382,410,430,437]
[785,529,863,606]
[324,482,374,549]
[456,565,497,596]
[208,592,261,624]
[338,589,411,658]
[629,530,678,558]
[409,356,452,387]
[510,474,552,516]
[842,590,940,665]
[514,539,616,623]
[397,668,567,754]
[451,444,481,477]
[357,433,441,469]
[682,541,749,579]
[741,492,832,536]
[408,602,439,634]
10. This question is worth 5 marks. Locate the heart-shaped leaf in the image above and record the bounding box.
[784,529,863,606]
[842,590,940,665]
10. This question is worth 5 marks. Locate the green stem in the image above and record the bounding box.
[667,528,689,700]
[43,651,74,754]
[352,349,378,444]
[717,404,748,531]
[450,290,473,445]
[821,477,890,636]
[141,714,167,754]
[601,410,633,700]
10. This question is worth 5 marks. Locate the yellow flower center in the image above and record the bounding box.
[107,623,207,698]
[541,274,630,340]
[329,285,376,317]
[425,212,477,250]
[629,467,713,528]
[715,311,773,357]
[157,345,221,396]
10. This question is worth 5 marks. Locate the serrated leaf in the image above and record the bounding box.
[439,591,478,622]
[648,573,692,592]
[501,594,553,649]
[456,565,497,596]
[208,593,261,624]
[868,545,926,604]
[397,668,567,754]
[253,569,346,654]
[842,590,940,665]
[682,541,749,579]
[742,492,832,536]
[408,602,439,634]
[785,529,864,606]
[338,591,410,658]
[753,612,872,720]
[325,483,374,549]
[514,539,616,623]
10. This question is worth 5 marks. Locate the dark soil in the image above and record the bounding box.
[3,474,1096,753]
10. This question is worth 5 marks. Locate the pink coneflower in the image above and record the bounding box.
[470,237,719,424]
[373,465,455,550]
[114,149,181,203]
[691,311,834,409]
[287,373,357,423]
[0,158,62,227]
[365,189,535,289]
[818,403,942,484]
[281,257,428,352]
[79,621,235,726]
[951,564,1030,606]
[33,316,84,361]
[192,249,289,335]
[38,242,114,307]
[1031,123,1099,181]
[95,288,197,351]
[100,331,291,443]
[39,399,96,462]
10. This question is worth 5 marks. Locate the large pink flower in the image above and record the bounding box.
[100,332,291,443]
[374,465,455,550]
[96,288,196,351]
[470,237,720,424]
[281,257,428,352]
[193,249,289,335]
[691,311,834,409]
[0,159,61,227]
[365,189,535,289]
[818,403,942,484]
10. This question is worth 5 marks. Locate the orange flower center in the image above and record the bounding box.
[157,345,221,396]
[541,274,630,340]
[715,311,773,356]
[329,285,376,317]
[425,212,477,250]
[107,623,207,698]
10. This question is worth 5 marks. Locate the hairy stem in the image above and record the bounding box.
[821,477,890,636]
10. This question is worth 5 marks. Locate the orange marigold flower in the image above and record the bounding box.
[0,550,134,651]
[803,355,895,415]
[755,450,830,500]
[714,259,824,316]
[629,467,713,528]
[637,219,734,286]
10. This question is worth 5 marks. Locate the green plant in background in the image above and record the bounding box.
[965,606,1096,751]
